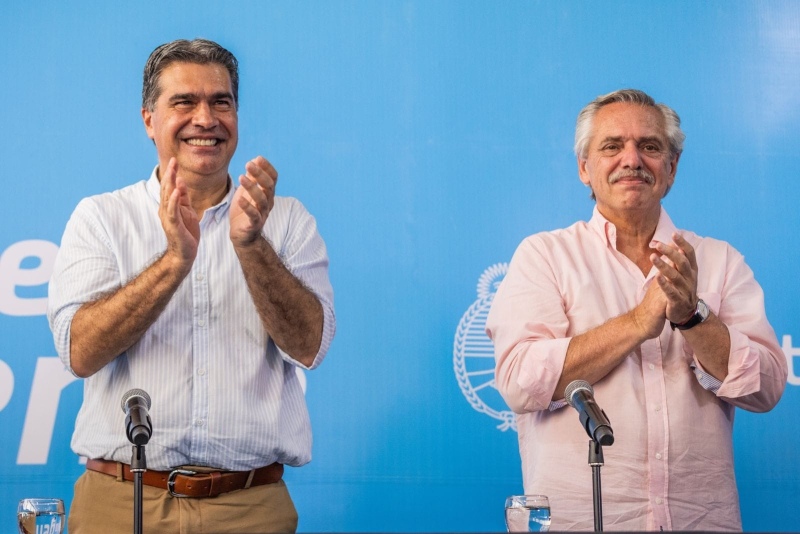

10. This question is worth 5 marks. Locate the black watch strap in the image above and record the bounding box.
[670,299,709,331]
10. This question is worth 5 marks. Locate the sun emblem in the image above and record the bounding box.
[453,263,516,431]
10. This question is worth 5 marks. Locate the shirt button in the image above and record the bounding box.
[198,319,206,326]
[655,453,662,460]
[197,368,206,376]
[697,373,704,379]
[648,363,655,370]
[194,419,204,427]
[656,497,663,505]
[655,405,661,412]
[196,273,205,281]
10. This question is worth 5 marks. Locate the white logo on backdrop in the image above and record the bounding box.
[453,263,516,431]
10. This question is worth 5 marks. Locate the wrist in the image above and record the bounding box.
[160,249,194,278]
[232,233,267,253]
[670,299,710,331]
[673,304,697,326]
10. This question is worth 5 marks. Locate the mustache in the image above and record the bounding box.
[608,169,655,185]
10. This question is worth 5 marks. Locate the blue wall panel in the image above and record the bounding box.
[1,1,798,531]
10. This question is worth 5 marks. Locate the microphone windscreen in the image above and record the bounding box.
[564,379,593,408]
[120,388,152,412]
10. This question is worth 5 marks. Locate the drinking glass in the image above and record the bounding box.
[505,494,550,532]
[17,498,65,534]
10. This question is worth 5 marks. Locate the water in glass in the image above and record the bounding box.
[17,498,65,534]
[505,495,550,532]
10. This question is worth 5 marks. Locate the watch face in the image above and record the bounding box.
[671,298,711,331]
[697,299,710,322]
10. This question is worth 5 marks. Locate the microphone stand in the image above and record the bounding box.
[130,444,147,534]
[123,389,152,534]
[588,439,604,532]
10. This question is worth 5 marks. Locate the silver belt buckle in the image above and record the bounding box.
[167,468,197,498]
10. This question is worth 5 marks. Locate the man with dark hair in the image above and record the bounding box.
[487,89,786,531]
[48,38,335,533]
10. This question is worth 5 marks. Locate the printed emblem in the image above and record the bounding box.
[453,263,516,431]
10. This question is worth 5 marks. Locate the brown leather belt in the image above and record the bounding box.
[86,458,283,498]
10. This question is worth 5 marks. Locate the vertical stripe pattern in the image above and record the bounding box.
[47,168,335,470]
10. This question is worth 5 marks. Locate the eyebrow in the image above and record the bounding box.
[168,92,234,103]
[599,135,665,146]
[168,93,197,103]
[637,136,665,146]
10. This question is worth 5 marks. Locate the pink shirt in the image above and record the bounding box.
[486,207,787,531]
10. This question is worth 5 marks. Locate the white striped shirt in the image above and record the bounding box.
[47,168,335,470]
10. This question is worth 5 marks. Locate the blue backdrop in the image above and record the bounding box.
[1,1,799,531]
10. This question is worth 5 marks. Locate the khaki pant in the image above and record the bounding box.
[69,469,298,534]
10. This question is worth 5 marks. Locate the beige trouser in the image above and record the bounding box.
[69,469,298,534]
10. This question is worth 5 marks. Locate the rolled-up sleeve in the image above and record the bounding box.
[486,238,571,413]
[273,198,335,371]
[47,199,123,375]
[680,241,786,412]
[714,248,786,411]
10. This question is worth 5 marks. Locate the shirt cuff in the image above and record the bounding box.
[690,360,723,393]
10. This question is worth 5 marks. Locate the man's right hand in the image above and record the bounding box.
[555,280,669,399]
[158,157,200,271]
[631,279,669,340]
[68,159,200,378]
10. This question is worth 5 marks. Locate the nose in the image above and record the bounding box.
[619,142,643,169]
[192,102,218,129]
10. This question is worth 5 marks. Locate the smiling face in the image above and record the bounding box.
[578,102,679,223]
[142,61,238,186]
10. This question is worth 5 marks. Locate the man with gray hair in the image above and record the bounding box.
[487,89,786,531]
[48,38,335,533]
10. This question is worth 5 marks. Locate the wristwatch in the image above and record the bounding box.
[670,299,710,331]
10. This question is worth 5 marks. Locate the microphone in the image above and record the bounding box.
[564,380,614,446]
[121,389,152,445]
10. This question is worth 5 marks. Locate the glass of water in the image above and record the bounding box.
[505,494,550,532]
[17,498,65,534]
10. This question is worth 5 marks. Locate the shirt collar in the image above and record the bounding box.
[588,205,678,250]
[145,166,235,222]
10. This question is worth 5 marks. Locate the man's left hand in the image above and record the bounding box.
[230,156,278,246]
[651,233,698,325]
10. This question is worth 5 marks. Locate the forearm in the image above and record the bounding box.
[554,310,652,400]
[69,253,188,377]
[685,314,787,412]
[719,335,786,412]
[235,236,324,367]
[680,312,731,381]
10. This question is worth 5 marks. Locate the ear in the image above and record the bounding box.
[667,151,681,189]
[142,108,155,140]
[577,155,591,186]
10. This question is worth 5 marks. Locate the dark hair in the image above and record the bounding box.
[142,38,239,111]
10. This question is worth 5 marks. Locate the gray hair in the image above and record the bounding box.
[142,38,239,111]
[573,89,685,159]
